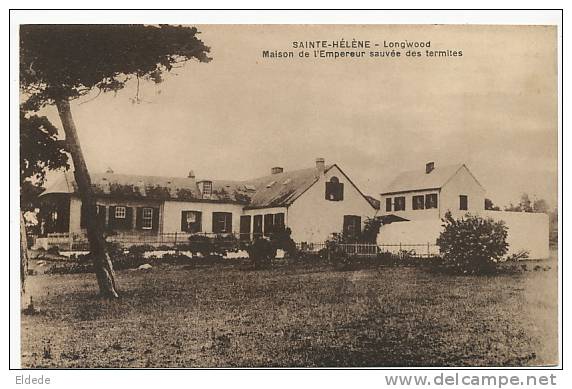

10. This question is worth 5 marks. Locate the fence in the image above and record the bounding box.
[295,242,439,258]
[34,232,252,251]
[33,232,439,258]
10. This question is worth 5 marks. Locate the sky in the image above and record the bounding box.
[38,24,558,208]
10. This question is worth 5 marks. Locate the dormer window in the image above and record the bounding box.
[325,176,344,201]
[199,180,212,199]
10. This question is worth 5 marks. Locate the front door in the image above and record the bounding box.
[343,215,361,239]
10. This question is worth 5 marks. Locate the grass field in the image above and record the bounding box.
[21,252,558,368]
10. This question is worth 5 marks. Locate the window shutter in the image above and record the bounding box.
[109,206,116,229]
[325,182,333,200]
[226,213,232,233]
[338,183,344,201]
[354,216,361,235]
[97,205,107,227]
[125,207,133,229]
[264,214,274,235]
[136,207,143,230]
[152,207,160,231]
[274,213,285,231]
[253,215,263,237]
[386,198,392,212]
[343,215,351,236]
[181,211,188,232]
[212,212,220,233]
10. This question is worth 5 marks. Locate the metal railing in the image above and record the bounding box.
[296,242,439,258]
[37,233,439,258]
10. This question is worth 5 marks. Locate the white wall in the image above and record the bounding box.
[483,211,549,259]
[69,196,163,234]
[162,201,244,234]
[287,166,376,243]
[379,166,486,222]
[377,211,550,259]
[440,166,486,219]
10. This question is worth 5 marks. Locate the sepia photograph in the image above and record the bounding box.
[15,19,560,370]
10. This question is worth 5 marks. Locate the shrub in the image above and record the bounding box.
[46,246,60,256]
[186,235,215,257]
[247,238,276,269]
[324,233,353,270]
[436,211,509,274]
[361,217,382,243]
[185,234,239,258]
[269,228,297,257]
[125,244,155,256]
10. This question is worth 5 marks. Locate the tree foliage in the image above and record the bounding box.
[361,217,382,243]
[20,24,211,108]
[504,193,549,213]
[436,211,509,274]
[484,198,500,211]
[20,110,69,185]
[20,24,212,298]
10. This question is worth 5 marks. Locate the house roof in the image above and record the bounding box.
[41,164,345,209]
[381,163,475,195]
[43,171,207,201]
[365,195,381,210]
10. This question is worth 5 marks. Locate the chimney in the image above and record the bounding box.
[188,170,195,179]
[425,161,435,174]
[271,167,284,175]
[105,167,114,174]
[315,157,325,173]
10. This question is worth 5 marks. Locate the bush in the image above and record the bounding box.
[361,217,382,244]
[436,211,509,274]
[269,228,297,258]
[247,238,276,269]
[186,235,215,257]
[324,233,353,270]
[185,234,239,258]
[126,244,155,257]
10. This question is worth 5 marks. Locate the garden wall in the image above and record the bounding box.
[377,211,549,259]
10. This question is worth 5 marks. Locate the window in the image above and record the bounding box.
[412,195,425,210]
[274,213,285,232]
[181,211,202,233]
[325,176,344,201]
[264,214,275,236]
[240,215,252,241]
[425,193,438,209]
[343,215,361,239]
[394,196,406,211]
[201,181,212,198]
[142,208,153,229]
[212,212,232,233]
[253,215,263,238]
[115,206,126,219]
[459,195,468,210]
[385,198,392,212]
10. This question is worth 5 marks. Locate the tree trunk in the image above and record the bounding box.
[56,99,119,298]
[20,212,29,294]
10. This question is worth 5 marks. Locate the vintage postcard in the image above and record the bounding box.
[15,19,560,373]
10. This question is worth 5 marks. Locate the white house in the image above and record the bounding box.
[38,158,377,245]
[378,162,549,259]
[380,162,486,221]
